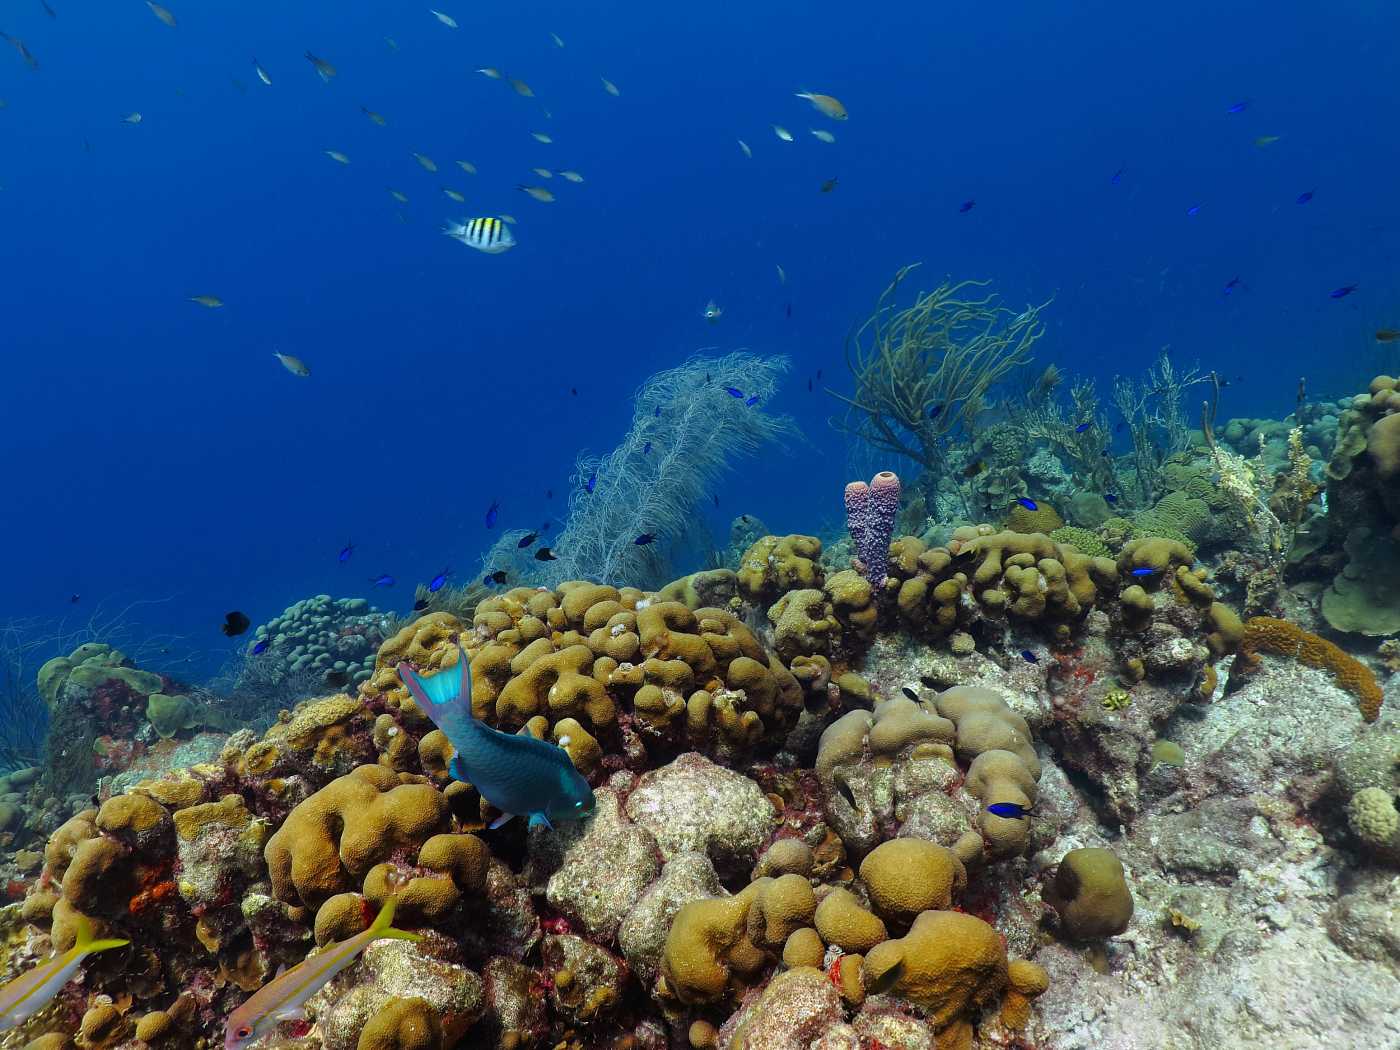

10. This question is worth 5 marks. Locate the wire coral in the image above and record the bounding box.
[540,352,797,589]
[830,264,1050,488]
[1241,616,1383,722]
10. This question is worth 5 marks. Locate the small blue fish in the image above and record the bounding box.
[338,541,355,563]
[712,494,719,508]
[986,801,1032,819]
[958,199,975,213]
[643,441,652,454]
[1105,493,1118,504]
[654,406,661,418]
[585,470,597,494]
[429,568,452,592]
[634,533,655,545]
[1330,284,1358,299]
[1073,422,1091,434]
[1226,99,1249,114]
[1020,650,1038,664]
[1223,275,1244,296]
[1110,166,1125,185]
[724,387,745,399]
[1186,204,1201,217]
[251,638,271,655]
[930,404,943,420]
[369,573,395,587]
[485,500,499,528]
[1015,498,1038,511]
[398,645,595,829]
[1129,567,1156,577]
[1296,189,1314,205]
[744,395,760,407]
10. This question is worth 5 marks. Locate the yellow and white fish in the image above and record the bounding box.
[145,2,176,27]
[0,916,128,1032]
[225,897,418,1048]
[444,216,515,254]
[272,351,309,376]
[516,184,555,203]
[443,188,465,202]
[188,295,223,308]
[531,131,552,144]
[796,91,847,120]
[429,9,457,28]
[738,138,752,158]
[324,149,349,164]
[412,152,438,172]
[601,77,620,97]
[253,58,271,85]
[772,125,792,142]
[532,167,554,179]
[559,170,584,183]
[455,160,477,174]
[810,128,835,143]
[509,78,534,98]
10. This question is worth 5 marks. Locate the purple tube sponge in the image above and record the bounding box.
[844,470,901,586]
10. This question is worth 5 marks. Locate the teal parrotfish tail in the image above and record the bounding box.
[397,644,595,830]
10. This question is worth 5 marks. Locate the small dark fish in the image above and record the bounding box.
[744,395,760,407]
[517,532,538,548]
[958,199,975,213]
[654,405,661,417]
[724,387,745,398]
[1073,422,1091,434]
[1105,493,1118,504]
[930,404,943,419]
[820,176,838,193]
[1226,99,1249,114]
[0,31,38,71]
[962,459,986,478]
[222,611,252,637]
[485,570,508,584]
[429,568,452,591]
[1223,275,1243,296]
[69,593,80,604]
[816,369,822,381]
[251,638,271,655]
[1295,189,1314,205]
[1186,204,1201,217]
[785,303,792,319]
[1019,650,1038,664]
[570,386,578,396]
[323,669,351,689]
[40,0,55,18]
[546,488,554,499]
[987,801,1031,819]
[338,540,355,563]
[643,442,652,454]
[1129,567,1157,577]
[1376,329,1400,343]
[485,500,499,528]
[1114,422,1126,433]
[369,573,395,587]
[1015,498,1038,511]
[807,379,813,392]
[901,686,919,702]
[1110,166,1125,185]
[712,494,720,508]
[1330,284,1358,299]
[541,521,552,532]
[634,533,656,545]
[535,547,557,561]
[585,470,597,494]
[413,598,431,611]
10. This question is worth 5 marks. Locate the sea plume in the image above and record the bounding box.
[538,351,796,588]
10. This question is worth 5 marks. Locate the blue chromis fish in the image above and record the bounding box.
[1020,650,1038,664]
[958,199,976,213]
[428,568,452,592]
[251,638,271,655]
[1226,99,1249,113]
[369,573,395,587]
[724,387,744,399]
[744,395,760,407]
[986,801,1032,819]
[1073,422,1091,433]
[0,915,129,1032]
[338,541,355,563]
[1128,567,1157,577]
[1330,284,1358,299]
[585,470,598,494]
[485,500,499,528]
[398,645,595,829]
[443,216,515,254]
[642,442,652,454]
[1296,189,1314,205]
[1015,498,1038,511]
[224,896,419,1048]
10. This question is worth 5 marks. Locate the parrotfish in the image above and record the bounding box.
[0,915,129,1032]
[398,645,595,829]
[224,896,419,1049]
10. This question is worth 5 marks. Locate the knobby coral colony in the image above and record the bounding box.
[0,474,1387,1045]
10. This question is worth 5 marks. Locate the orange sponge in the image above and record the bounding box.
[1242,616,1382,723]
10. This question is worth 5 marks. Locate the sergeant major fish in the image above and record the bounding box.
[398,645,595,829]
[224,895,419,1048]
[443,216,515,253]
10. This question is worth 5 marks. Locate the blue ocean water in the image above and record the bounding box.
[2,0,1397,674]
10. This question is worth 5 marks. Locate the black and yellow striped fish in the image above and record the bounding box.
[442,216,515,254]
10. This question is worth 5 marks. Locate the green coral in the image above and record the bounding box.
[1050,526,1110,558]
[1100,688,1132,711]
[38,643,162,709]
[146,693,201,739]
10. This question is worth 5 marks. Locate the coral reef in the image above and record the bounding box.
[247,595,392,694]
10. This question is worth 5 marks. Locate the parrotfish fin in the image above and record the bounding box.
[528,812,554,831]
[72,914,130,957]
[488,812,516,829]
[397,646,475,743]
